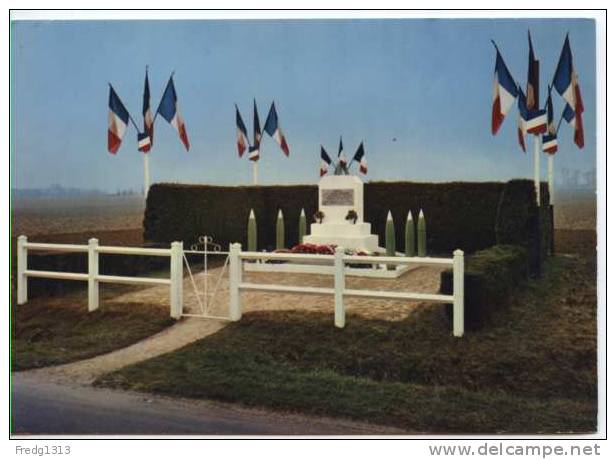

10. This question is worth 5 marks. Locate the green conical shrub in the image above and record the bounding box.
[298,208,306,244]
[386,210,396,270]
[405,210,416,257]
[418,209,427,257]
[276,209,285,250]
[247,209,257,252]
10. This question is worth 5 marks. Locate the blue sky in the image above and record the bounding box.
[10,18,596,191]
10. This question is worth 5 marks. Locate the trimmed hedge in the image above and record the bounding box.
[143,179,552,271]
[365,182,505,254]
[22,252,171,299]
[144,184,319,253]
[144,181,515,254]
[440,244,529,330]
[495,180,552,276]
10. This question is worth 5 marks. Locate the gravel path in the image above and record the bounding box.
[115,263,447,321]
[25,318,227,385]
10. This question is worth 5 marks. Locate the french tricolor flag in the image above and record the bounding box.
[553,35,584,149]
[562,103,584,148]
[542,133,558,155]
[337,137,347,166]
[320,146,332,176]
[264,102,290,156]
[235,105,249,157]
[525,108,548,135]
[491,43,519,135]
[562,103,577,129]
[353,142,367,175]
[138,132,151,151]
[248,144,259,162]
[157,76,190,151]
[523,31,547,136]
[108,84,130,154]
[140,68,154,152]
[517,86,528,153]
[253,99,262,147]
[553,35,582,115]
[542,89,558,155]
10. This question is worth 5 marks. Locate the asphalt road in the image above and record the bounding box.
[11,372,404,436]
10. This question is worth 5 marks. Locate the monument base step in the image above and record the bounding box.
[244,258,417,279]
[309,222,373,237]
[302,234,380,253]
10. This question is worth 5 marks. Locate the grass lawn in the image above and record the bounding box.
[96,230,597,434]
[12,288,174,371]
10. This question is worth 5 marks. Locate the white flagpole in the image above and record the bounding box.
[252,161,258,185]
[547,154,554,205]
[143,153,150,199]
[533,135,541,206]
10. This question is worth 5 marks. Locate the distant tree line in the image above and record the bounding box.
[559,167,595,190]
[12,184,106,197]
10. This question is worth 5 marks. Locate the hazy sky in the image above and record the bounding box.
[10,18,596,191]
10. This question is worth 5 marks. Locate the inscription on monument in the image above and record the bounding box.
[322,188,355,206]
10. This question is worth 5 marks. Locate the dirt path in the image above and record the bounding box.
[25,318,227,385]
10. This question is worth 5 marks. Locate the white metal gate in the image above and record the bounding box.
[181,235,233,320]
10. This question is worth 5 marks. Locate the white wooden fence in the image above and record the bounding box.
[16,236,184,318]
[228,243,465,337]
[16,236,465,336]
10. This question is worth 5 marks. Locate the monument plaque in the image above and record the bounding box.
[303,175,380,252]
[321,189,355,206]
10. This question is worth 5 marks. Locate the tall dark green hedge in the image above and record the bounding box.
[440,244,529,330]
[22,252,171,299]
[365,182,504,254]
[144,184,318,252]
[143,179,552,258]
[494,180,552,276]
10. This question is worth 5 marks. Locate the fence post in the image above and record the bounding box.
[453,249,464,337]
[334,246,345,328]
[87,238,100,312]
[170,241,183,319]
[17,235,28,305]
[229,242,243,321]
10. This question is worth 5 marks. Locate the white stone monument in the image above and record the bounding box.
[303,175,380,252]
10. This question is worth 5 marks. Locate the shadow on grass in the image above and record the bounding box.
[96,243,597,433]
[12,293,174,371]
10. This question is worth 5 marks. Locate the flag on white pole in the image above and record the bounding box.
[235,104,250,157]
[264,102,290,156]
[542,88,558,154]
[491,42,519,135]
[337,137,347,166]
[253,99,262,147]
[552,34,585,148]
[139,68,154,152]
[137,132,151,151]
[248,144,260,162]
[320,146,332,176]
[157,76,190,151]
[108,85,130,154]
[352,142,368,175]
